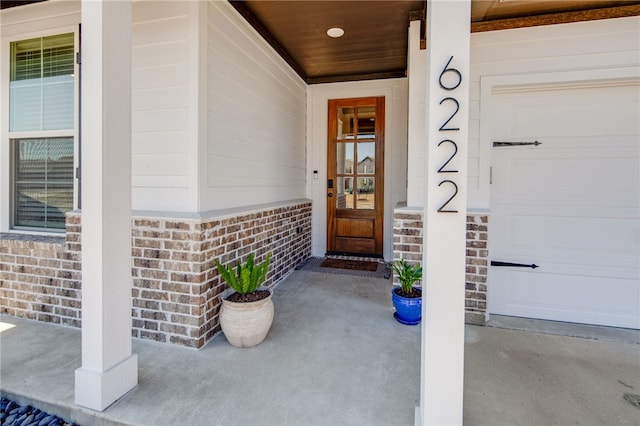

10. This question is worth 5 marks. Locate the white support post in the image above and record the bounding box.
[75,0,138,412]
[419,1,471,425]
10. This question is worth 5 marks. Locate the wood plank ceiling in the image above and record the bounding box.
[230,0,640,84]
[2,0,638,84]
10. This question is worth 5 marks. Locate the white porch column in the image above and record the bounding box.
[419,1,470,425]
[75,0,138,412]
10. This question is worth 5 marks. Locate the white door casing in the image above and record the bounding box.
[487,70,640,329]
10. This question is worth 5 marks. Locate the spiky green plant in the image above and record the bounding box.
[392,258,423,294]
[215,252,271,295]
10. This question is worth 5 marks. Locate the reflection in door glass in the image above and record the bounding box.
[357,106,375,139]
[337,177,354,209]
[357,142,375,174]
[336,142,354,174]
[336,107,354,140]
[356,177,374,210]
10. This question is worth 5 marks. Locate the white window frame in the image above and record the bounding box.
[1,26,80,234]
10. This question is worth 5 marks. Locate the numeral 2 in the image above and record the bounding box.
[437,180,459,213]
[439,97,460,131]
[437,139,458,173]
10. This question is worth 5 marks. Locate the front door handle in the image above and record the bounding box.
[327,193,333,198]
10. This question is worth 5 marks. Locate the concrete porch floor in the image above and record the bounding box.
[1,270,639,426]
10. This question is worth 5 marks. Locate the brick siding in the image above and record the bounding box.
[0,218,82,327]
[0,200,312,348]
[392,205,490,325]
[464,214,489,325]
[391,209,423,285]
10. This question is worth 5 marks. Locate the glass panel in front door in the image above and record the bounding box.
[335,107,377,210]
[356,106,375,139]
[336,142,354,174]
[336,107,354,140]
[357,142,375,173]
[356,177,374,210]
[337,176,354,209]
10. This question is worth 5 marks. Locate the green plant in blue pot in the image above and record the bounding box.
[391,259,422,325]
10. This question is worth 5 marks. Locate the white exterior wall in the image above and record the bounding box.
[2,1,306,216]
[307,79,408,260]
[0,0,79,37]
[406,16,640,210]
[205,1,307,211]
[1,1,205,216]
[406,20,427,207]
[131,1,194,211]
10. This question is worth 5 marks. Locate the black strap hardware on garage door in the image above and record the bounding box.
[493,141,542,147]
[491,260,539,269]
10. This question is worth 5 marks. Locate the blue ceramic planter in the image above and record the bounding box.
[391,287,422,325]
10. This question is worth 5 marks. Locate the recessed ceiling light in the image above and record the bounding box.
[327,27,344,38]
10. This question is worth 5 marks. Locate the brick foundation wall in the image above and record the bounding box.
[0,218,82,327]
[0,200,312,348]
[391,208,423,285]
[130,201,312,347]
[464,214,489,325]
[392,205,490,325]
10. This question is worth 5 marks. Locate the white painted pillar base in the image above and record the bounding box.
[418,1,471,425]
[75,355,138,411]
[75,0,137,412]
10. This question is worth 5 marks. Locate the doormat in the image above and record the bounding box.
[320,258,379,272]
[296,257,391,279]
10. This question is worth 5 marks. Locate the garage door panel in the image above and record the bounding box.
[489,77,640,329]
[490,269,640,329]
[495,213,638,260]
[511,96,639,137]
[493,156,638,205]
[491,225,640,285]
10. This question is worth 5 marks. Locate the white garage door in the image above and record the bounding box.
[489,78,640,329]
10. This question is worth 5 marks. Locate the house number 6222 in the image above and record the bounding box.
[437,56,462,213]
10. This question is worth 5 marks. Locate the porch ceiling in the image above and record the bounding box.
[2,1,639,84]
[229,0,640,84]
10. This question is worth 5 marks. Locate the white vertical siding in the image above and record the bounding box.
[205,1,307,211]
[472,16,640,209]
[307,79,408,260]
[131,1,191,211]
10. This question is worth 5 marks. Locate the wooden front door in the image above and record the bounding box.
[327,97,385,257]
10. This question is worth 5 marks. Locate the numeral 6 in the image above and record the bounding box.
[439,56,462,91]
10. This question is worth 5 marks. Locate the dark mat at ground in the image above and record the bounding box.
[297,257,391,279]
[320,258,379,272]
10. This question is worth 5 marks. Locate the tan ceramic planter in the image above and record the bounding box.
[220,292,274,348]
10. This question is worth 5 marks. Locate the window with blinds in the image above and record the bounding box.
[9,33,75,231]
[10,33,75,131]
[14,138,74,230]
